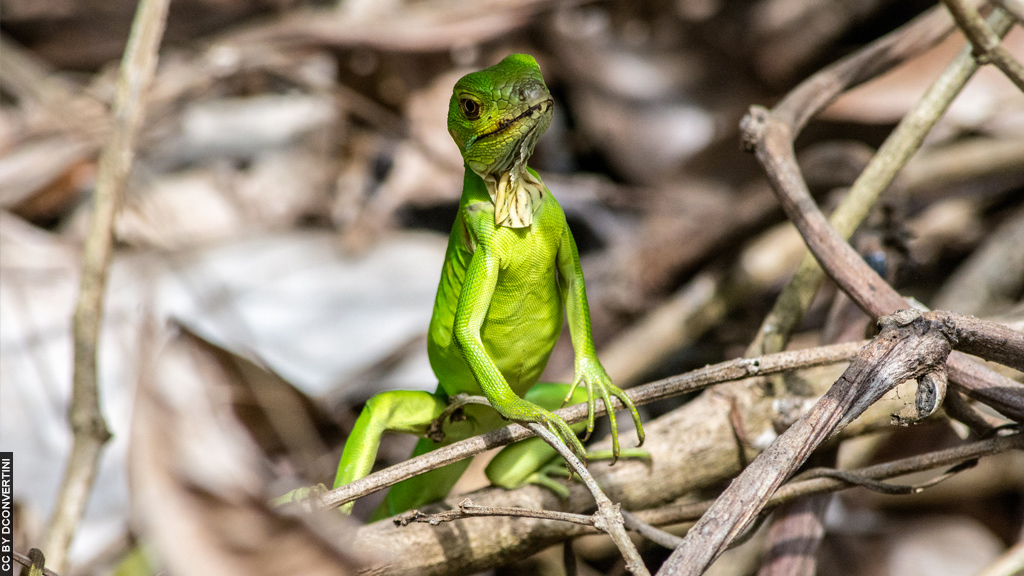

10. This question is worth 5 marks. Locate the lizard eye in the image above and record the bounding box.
[460,98,481,120]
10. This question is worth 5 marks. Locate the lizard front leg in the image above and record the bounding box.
[452,241,587,463]
[557,222,645,461]
[487,382,649,497]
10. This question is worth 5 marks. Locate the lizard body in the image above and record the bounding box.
[329,54,643,519]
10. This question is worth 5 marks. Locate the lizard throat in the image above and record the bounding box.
[482,165,545,228]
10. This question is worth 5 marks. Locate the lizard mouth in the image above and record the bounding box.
[476,99,553,142]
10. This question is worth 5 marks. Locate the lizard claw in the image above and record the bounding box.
[497,398,587,467]
[572,356,645,463]
[542,410,588,465]
[271,483,338,514]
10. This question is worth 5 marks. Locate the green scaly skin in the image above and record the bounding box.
[311,54,644,520]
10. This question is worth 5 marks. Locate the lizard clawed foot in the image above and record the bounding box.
[538,410,588,465]
[524,448,652,499]
[523,470,572,499]
[564,357,645,464]
[496,398,588,467]
[271,483,344,514]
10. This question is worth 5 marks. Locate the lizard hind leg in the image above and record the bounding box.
[370,436,475,521]
[330,390,448,515]
[366,394,496,520]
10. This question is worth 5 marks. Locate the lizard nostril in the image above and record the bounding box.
[519,81,545,102]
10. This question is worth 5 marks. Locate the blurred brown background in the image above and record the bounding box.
[1,0,1023,574]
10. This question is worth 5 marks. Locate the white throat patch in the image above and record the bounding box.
[484,166,545,228]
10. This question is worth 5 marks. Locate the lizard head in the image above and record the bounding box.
[447,54,553,178]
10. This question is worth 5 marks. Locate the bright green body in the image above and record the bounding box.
[430,168,568,405]
[327,55,643,520]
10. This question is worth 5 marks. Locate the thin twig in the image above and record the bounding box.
[318,340,866,510]
[41,0,171,571]
[525,422,650,576]
[942,0,1024,90]
[796,461,972,494]
[622,510,684,549]
[396,498,596,527]
[398,503,680,557]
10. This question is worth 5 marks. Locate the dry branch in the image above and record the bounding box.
[346,381,1020,576]
[738,8,1024,423]
[659,310,1024,574]
[650,10,1024,574]
[942,0,1024,90]
[748,9,1000,358]
[633,429,1023,527]
[319,341,864,575]
[444,430,1014,550]
[399,498,596,527]
[734,11,1023,572]
[40,0,170,571]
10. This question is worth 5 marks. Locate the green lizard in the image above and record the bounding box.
[327,54,644,520]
